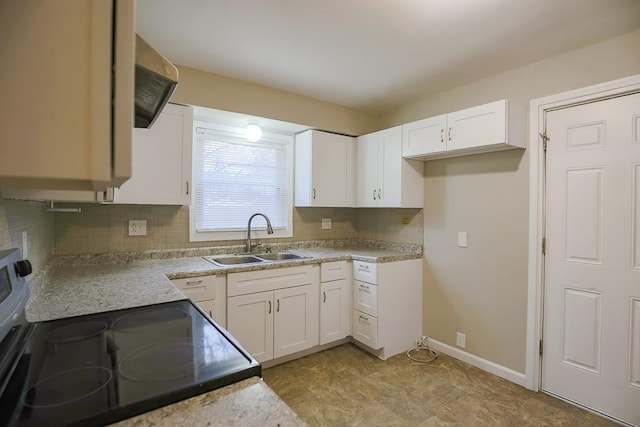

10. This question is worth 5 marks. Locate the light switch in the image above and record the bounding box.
[458,231,468,248]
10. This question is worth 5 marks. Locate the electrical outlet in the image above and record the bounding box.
[321,218,332,230]
[128,220,147,236]
[456,332,466,349]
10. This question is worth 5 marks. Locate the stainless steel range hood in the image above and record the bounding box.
[134,34,178,128]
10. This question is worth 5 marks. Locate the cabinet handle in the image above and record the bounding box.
[268,300,272,314]
[378,188,382,199]
[186,279,203,285]
[359,315,368,322]
[440,128,444,143]
[322,291,326,303]
[208,310,212,317]
[186,181,189,195]
[359,284,370,293]
[448,127,452,141]
[313,188,316,199]
[373,189,377,200]
[276,299,280,312]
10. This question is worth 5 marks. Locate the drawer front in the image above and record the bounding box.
[321,260,348,282]
[228,264,318,297]
[172,275,221,302]
[353,280,378,317]
[353,261,377,284]
[352,310,379,349]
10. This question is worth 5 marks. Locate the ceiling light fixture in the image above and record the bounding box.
[245,123,262,142]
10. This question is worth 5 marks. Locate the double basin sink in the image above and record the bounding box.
[204,252,310,267]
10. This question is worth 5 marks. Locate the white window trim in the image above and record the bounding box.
[189,120,294,242]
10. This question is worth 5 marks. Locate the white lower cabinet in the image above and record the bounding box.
[351,259,422,360]
[227,265,319,363]
[320,261,351,345]
[171,275,226,328]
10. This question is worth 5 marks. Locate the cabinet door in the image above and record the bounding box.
[379,126,403,207]
[312,132,355,207]
[352,310,379,350]
[320,278,351,345]
[356,133,380,207]
[227,291,274,363]
[446,99,506,151]
[114,103,193,205]
[274,284,319,358]
[402,115,447,157]
[0,0,134,191]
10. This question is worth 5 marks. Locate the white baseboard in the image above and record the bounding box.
[428,339,527,387]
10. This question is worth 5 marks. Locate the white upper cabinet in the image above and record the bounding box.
[357,126,423,208]
[114,104,193,205]
[0,0,135,191]
[402,99,525,160]
[295,130,356,207]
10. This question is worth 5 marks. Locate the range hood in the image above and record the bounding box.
[134,34,178,128]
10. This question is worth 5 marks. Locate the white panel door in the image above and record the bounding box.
[543,93,640,425]
[379,126,402,207]
[446,100,506,151]
[320,278,350,345]
[357,133,380,207]
[274,284,319,358]
[227,291,274,363]
[402,115,447,157]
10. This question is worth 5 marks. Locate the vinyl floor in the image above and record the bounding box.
[263,343,616,427]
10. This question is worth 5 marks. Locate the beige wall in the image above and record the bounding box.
[377,29,640,373]
[172,66,379,136]
[0,199,55,274]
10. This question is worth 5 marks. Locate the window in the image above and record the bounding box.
[190,121,293,242]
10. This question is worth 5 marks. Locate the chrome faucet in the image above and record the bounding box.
[246,213,274,253]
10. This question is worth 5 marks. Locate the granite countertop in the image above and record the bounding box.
[27,240,422,323]
[110,377,304,427]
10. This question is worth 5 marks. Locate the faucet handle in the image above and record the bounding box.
[250,242,262,253]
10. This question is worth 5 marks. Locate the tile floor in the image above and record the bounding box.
[263,343,616,426]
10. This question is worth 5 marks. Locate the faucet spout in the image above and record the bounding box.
[246,213,274,253]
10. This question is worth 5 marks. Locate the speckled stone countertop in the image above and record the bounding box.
[27,240,421,323]
[110,377,304,427]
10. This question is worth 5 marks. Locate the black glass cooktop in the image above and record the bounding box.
[0,300,261,426]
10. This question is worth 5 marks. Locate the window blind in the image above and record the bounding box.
[193,127,290,233]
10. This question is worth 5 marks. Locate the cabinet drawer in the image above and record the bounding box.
[352,310,379,349]
[353,280,378,317]
[228,265,318,297]
[353,261,377,284]
[172,275,221,302]
[321,260,348,282]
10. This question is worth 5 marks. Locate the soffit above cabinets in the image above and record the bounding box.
[136,0,640,114]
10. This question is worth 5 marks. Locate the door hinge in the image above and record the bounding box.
[539,339,543,357]
[539,132,549,152]
[542,237,546,255]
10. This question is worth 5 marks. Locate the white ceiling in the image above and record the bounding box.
[136,0,640,115]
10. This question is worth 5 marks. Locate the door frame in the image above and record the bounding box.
[526,73,640,391]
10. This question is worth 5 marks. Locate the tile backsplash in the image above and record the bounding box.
[0,198,55,273]
[54,203,422,255]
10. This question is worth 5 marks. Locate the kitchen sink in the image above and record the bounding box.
[205,255,264,266]
[255,252,309,261]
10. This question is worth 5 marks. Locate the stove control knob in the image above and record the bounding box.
[15,260,32,277]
